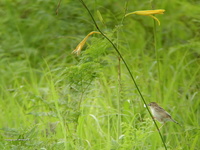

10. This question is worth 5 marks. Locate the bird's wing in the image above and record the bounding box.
[155,106,172,117]
[155,106,165,111]
[165,110,171,117]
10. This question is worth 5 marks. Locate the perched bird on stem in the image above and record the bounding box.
[147,102,181,128]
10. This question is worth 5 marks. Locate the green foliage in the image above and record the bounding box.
[0,0,199,149]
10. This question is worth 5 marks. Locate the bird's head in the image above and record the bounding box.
[148,102,159,107]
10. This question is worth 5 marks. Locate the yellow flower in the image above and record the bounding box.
[72,31,101,55]
[125,9,165,25]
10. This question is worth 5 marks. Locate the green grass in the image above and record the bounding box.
[0,0,200,149]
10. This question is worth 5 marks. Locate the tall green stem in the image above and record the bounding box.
[117,56,121,142]
[151,2,163,101]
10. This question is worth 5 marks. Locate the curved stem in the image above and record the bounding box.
[78,0,167,149]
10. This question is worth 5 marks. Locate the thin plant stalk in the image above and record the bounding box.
[78,0,167,149]
[116,0,129,141]
[117,56,122,142]
[151,2,163,101]
[56,0,62,15]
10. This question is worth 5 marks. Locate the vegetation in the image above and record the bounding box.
[0,0,199,149]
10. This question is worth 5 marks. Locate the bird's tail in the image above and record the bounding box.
[172,118,182,126]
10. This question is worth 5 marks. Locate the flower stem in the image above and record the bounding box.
[151,2,163,104]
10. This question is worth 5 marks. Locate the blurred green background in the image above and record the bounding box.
[0,0,199,149]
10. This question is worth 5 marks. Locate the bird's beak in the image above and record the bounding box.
[144,104,150,107]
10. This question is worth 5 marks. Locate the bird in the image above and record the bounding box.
[147,102,181,126]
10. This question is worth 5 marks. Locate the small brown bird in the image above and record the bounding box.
[148,102,180,126]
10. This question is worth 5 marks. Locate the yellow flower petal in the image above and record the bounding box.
[148,15,160,26]
[125,9,165,25]
[125,9,165,17]
[72,31,101,55]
